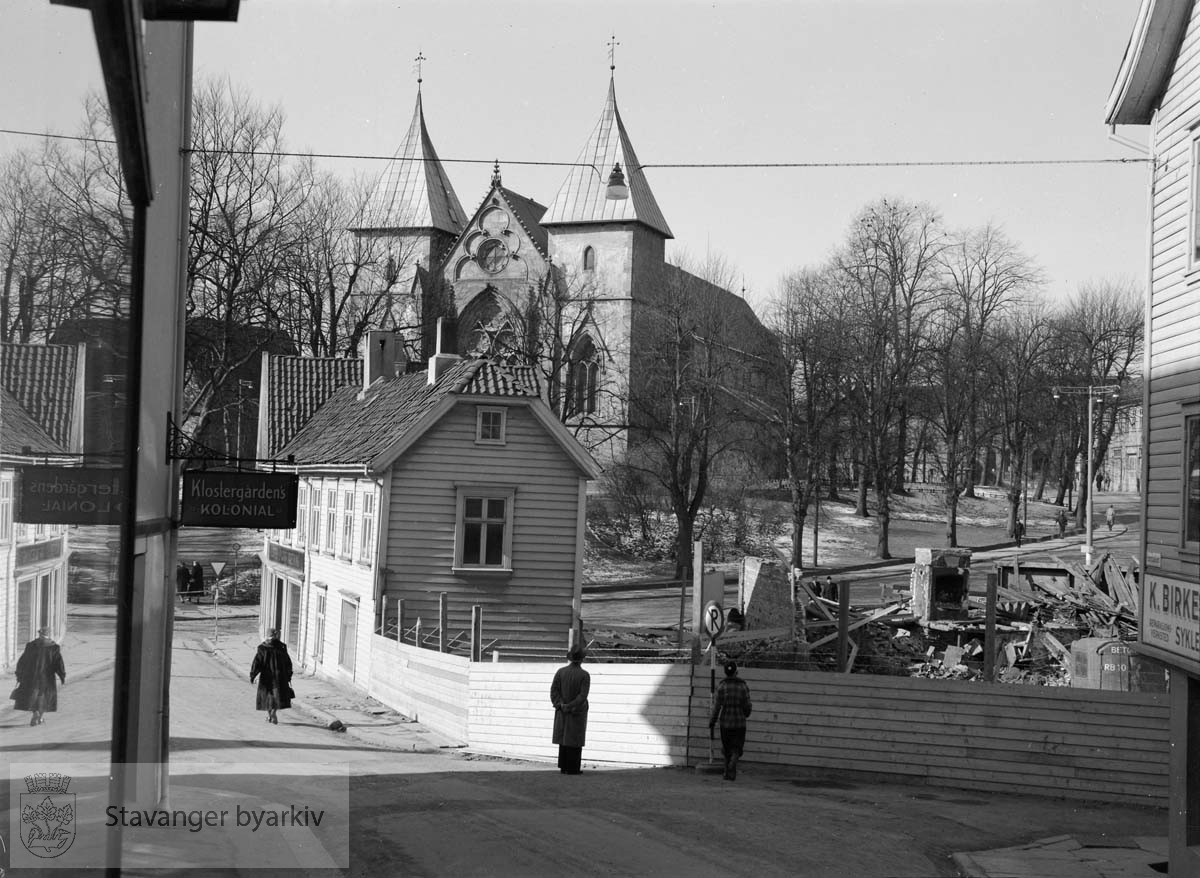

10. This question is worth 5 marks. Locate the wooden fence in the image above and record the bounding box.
[364,637,1170,804]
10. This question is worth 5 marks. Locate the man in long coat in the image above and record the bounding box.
[12,628,66,726]
[550,644,590,774]
[709,660,753,781]
[249,629,293,724]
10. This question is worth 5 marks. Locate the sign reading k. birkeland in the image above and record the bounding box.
[1141,572,1200,672]
[16,466,127,525]
[182,472,298,528]
[10,762,349,870]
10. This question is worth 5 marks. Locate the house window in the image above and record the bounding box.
[312,590,326,662]
[341,491,354,556]
[339,598,358,673]
[360,491,376,561]
[1193,132,1200,269]
[476,407,506,444]
[455,487,515,570]
[583,245,595,272]
[1185,414,1200,549]
[310,483,323,550]
[325,489,337,552]
[296,485,308,546]
[0,479,11,542]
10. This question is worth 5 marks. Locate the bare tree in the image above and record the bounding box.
[836,198,944,559]
[624,253,773,578]
[764,264,850,567]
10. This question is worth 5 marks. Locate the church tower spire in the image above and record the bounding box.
[352,78,466,237]
[541,76,672,238]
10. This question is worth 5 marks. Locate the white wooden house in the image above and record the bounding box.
[1106,0,1200,870]
[257,330,600,686]
[0,342,85,670]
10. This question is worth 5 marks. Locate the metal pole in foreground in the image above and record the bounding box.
[1085,390,1095,568]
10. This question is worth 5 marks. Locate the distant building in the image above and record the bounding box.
[0,342,85,670]
[351,77,778,464]
[256,329,600,682]
[1106,1,1200,871]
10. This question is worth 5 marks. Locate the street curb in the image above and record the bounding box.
[950,852,988,877]
[197,636,449,753]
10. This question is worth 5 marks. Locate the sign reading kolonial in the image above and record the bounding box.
[182,472,298,528]
[16,467,127,525]
[1141,573,1200,670]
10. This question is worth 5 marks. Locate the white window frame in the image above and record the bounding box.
[309,483,322,551]
[340,490,354,557]
[0,478,11,543]
[453,485,515,573]
[359,491,376,562]
[324,488,337,553]
[296,484,308,546]
[475,407,507,445]
[1190,130,1200,272]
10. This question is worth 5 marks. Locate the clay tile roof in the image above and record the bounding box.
[0,342,81,450]
[264,355,363,459]
[541,78,672,238]
[353,91,467,235]
[279,359,543,468]
[0,386,66,456]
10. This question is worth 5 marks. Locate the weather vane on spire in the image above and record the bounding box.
[607,34,619,72]
[414,51,426,86]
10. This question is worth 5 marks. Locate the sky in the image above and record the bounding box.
[3,0,1150,312]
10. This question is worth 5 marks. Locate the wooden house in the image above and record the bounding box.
[0,342,85,670]
[257,329,600,687]
[1106,0,1200,870]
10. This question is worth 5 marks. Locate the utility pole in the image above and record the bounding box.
[1053,384,1120,567]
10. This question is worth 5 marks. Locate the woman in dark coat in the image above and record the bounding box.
[249,629,293,724]
[550,644,590,775]
[12,628,66,726]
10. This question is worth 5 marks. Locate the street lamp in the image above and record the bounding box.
[1052,384,1121,566]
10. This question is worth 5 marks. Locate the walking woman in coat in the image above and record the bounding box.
[12,628,66,726]
[550,644,590,775]
[249,629,293,724]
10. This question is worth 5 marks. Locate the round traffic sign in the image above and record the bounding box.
[702,600,725,638]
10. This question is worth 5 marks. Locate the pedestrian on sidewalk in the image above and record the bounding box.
[250,629,293,724]
[1014,520,1025,547]
[11,628,66,726]
[1056,508,1068,538]
[1106,505,1115,531]
[550,644,590,775]
[190,561,205,604]
[176,562,190,602]
[710,660,752,781]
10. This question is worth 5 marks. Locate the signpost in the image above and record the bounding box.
[211,561,226,648]
[702,599,725,771]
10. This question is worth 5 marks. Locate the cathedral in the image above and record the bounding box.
[350,73,777,462]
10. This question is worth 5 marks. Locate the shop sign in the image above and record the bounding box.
[182,472,298,528]
[16,467,126,525]
[1141,573,1200,669]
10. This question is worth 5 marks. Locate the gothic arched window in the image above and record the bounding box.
[583,246,596,272]
[565,334,599,416]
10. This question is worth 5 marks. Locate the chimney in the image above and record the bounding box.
[363,330,402,393]
[428,317,460,385]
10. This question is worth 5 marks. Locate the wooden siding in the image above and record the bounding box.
[1146,2,1200,580]
[368,635,469,742]
[383,401,584,653]
[468,662,693,765]
[684,669,1169,805]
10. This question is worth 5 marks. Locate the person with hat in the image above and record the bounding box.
[12,627,66,726]
[250,628,293,724]
[709,660,753,781]
[550,644,590,775]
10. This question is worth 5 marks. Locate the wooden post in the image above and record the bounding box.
[678,575,686,649]
[984,572,998,682]
[471,605,482,662]
[414,617,422,648]
[395,599,404,642]
[438,592,448,653]
[378,594,388,636]
[836,579,851,672]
